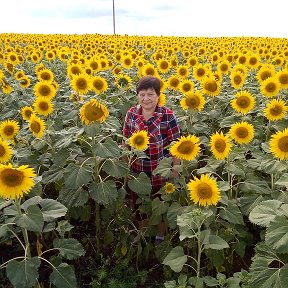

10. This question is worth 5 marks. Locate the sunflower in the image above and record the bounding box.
[229,121,254,144]
[36,68,54,83]
[164,182,176,194]
[276,69,288,89]
[187,174,221,206]
[0,120,20,140]
[230,71,245,89]
[177,65,189,78]
[28,114,46,139]
[0,163,36,200]
[186,55,198,67]
[91,76,108,94]
[33,81,56,99]
[201,76,221,97]
[0,138,13,163]
[260,76,281,98]
[209,131,232,160]
[230,90,256,114]
[19,76,31,89]
[71,73,92,95]
[33,96,54,116]
[80,99,109,125]
[263,98,287,121]
[67,63,83,79]
[141,63,157,77]
[180,90,206,111]
[128,130,149,151]
[88,58,100,72]
[269,128,288,160]
[0,79,13,94]
[179,79,194,94]
[256,64,275,83]
[170,135,201,161]
[167,75,181,91]
[247,54,260,69]
[121,55,134,69]
[115,74,132,90]
[217,60,231,74]
[157,59,171,74]
[21,106,34,121]
[193,64,208,81]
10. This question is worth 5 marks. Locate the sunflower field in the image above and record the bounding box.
[0,33,288,288]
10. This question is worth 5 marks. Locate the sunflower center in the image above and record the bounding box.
[204,81,217,92]
[39,85,51,96]
[4,125,14,136]
[84,104,104,121]
[266,82,276,92]
[233,75,242,85]
[39,102,49,111]
[30,121,41,133]
[214,139,226,152]
[270,104,283,116]
[182,83,192,92]
[235,127,248,138]
[279,74,288,84]
[278,136,288,152]
[1,168,24,187]
[236,96,250,108]
[25,110,32,118]
[260,71,272,81]
[177,141,194,154]
[160,62,168,69]
[220,64,228,72]
[196,68,205,77]
[197,183,213,199]
[186,96,200,108]
[41,72,52,81]
[179,68,187,76]
[134,135,145,145]
[170,79,179,87]
[76,78,88,89]
[94,80,104,90]
[145,68,155,75]
[0,144,5,156]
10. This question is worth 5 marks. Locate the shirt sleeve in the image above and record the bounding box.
[167,112,181,142]
[122,109,132,138]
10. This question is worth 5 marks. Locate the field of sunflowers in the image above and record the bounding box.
[0,33,288,288]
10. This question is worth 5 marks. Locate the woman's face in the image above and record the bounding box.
[137,88,159,111]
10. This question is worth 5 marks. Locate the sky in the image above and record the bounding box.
[1,0,287,38]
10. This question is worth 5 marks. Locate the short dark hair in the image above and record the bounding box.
[136,76,161,96]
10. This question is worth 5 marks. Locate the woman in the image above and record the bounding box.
[122,75,181,242]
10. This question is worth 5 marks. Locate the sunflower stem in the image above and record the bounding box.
[15,198,31,259]
[271,173,274,190]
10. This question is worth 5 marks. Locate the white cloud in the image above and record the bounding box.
[1,0,287,38]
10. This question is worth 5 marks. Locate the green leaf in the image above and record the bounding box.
[204,235,229,250]
[39,199,68,222]
[219,201,244,225]
[275,173,288,187]
[240,179,271,194]
[167,202,183,229]
[63,163,93,189]
[49,263,78,288]
[15,205,44,232]
[249,200,282,227]
[225,163,245,177]
[260,158,288,175]
[102,158,129,177]
[58,186,89,208]
[42,164,64,184]
[152,157,173,178]
[6,257,41,288]
[162,246,187,272]
[53,238,85,260]
[127,172,151,196]
[92,138,121,158]
[266,215,288,254]
[53,148,70,167]
[89,180,118,205]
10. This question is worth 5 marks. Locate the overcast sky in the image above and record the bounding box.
[1,0,287,38]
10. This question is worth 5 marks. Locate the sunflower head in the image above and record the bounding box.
[263,98,287,121]
[269,128,288,160]
[0,120,20,140]
[201,76,221,97]
[80,99,109,125]
[230,90,256,114]
[209,131,232,160]
[0,163,36,199]
[187,174,221,206]
[0,139,13,163]
[229,121,254,145]
[260,76,281,98]
[170,135,201,161]
[180,91,205,111]
[28,114,46,139]
[164,182,176,194]
[33,97,54,116]
[128,130,150,151]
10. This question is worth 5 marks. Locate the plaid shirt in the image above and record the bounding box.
[123,105,180,190]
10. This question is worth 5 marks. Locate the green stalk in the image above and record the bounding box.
[15,198,31,259]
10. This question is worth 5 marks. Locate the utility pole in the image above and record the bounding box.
[112,0,116,34]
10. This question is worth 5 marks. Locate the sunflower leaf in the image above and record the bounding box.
[53,238,85,260]
[162,246,187,272]
[49,262,77,288]
[89,180,118,205]
[127,172,151,196]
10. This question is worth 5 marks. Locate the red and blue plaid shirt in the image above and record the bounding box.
[123,105,180,190]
